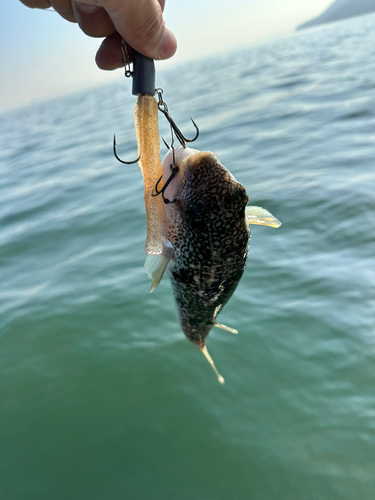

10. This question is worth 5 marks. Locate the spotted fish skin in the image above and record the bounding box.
[160,149,250,348]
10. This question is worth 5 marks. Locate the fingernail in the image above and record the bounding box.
[76,2,99,14]
[157,25,177,60]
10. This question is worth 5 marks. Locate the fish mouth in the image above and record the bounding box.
[161,145,219,202]
[161,145,199,175]
[160,145,200,201]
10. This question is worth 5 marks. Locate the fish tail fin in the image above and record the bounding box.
[199,345,225,384]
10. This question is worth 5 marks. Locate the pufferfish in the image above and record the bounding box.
[145,145,281,383]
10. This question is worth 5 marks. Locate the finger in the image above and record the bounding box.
[95,33,124,70]
[48,0,76,22]
[72,1,115,38]
[106,0,177,60]
[157,0,166,12]
[19,0,51,8]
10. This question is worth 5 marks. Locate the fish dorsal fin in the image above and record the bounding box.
[144,252,172,293]
[214,322,238,334]
[199,345,225,384]
[245,206,281,228]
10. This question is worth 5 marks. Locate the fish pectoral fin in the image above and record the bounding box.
[245,206,281,228]
[144,252,172,293]
[214,321,238,334]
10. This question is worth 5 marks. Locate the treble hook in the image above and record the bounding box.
[152,163,179,204]
[152,113,182,205]
[113,135,140,165]
[162,114,199,149]
[155,88,199,148]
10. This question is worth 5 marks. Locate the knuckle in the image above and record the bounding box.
[131,12,163,47]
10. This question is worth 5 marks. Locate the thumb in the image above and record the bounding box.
[106,0,177,60]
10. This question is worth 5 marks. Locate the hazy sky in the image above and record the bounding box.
[0,0,333,113]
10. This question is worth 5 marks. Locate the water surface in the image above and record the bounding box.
[1,14,375,500]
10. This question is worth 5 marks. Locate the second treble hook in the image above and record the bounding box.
[155,88,199,148]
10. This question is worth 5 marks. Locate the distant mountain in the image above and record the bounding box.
[297,0,375,30]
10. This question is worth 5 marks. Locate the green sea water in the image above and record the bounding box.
[1,14,375,500]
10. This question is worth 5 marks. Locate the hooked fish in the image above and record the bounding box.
[145,145,281,383]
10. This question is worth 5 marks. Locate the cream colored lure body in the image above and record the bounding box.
[134,95,164,255]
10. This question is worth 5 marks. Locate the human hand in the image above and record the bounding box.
[19,0,177,69]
